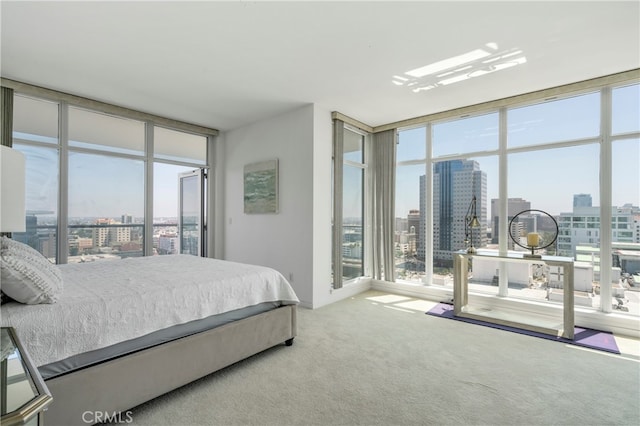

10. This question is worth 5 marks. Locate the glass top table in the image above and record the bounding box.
[1,327,53,426]
[453,251,575,339]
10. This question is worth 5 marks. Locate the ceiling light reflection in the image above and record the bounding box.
[501,50,523,58]
[405,49,491,78]
[392,43,527,93]
[468,57,527,78]
[439,74,470,86]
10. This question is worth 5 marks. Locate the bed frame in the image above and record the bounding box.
[42,304,297,426]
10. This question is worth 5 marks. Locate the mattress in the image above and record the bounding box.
[1,255,299,370]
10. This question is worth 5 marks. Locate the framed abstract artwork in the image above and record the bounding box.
[244,159,279,214]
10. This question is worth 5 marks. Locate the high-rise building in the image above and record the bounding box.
[558,204,639,257]
[419,159,486,267]
[407,209,420,235]
[490,198,531,244]
[93,218,131,247]
[13,215,39,250]
[93,218,112,247]
[395,217,408,234]
[573,193,593,207]
[406,209,420,257]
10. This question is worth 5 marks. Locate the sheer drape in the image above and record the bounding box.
[1,87,13,147]
[371,129,396,281]
[332,119,345,289]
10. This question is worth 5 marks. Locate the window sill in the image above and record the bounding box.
[372,279,640,339]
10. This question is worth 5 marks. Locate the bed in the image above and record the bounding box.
[0,239,299,426]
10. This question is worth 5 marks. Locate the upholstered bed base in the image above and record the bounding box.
[43,304,297,426]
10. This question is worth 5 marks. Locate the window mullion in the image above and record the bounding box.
[424,123,433,285]
[144,121,154,257]
[364,133,372,279]
[497,107,509,296]
[332,119,344,289]
[57,101,69,265]
[600,87,613,313]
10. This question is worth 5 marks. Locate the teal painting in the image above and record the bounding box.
[244,159,279,214]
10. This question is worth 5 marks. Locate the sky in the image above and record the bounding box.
[17,142,197,220]
[16,83,640,222]
[392,84,640,219]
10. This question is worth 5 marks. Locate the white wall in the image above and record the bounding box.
[222,103,371,308]
[311,106,333,307]
[223,105,315,306]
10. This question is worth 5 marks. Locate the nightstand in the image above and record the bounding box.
[1,327,53,425]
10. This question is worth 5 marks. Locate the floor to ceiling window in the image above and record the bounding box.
[395,126,426,282]
[610,83,640,313]
[332,120,369,288]
[153,126,208,256]
[153,163,197,255]
[431,112,497,271]
[341,127,366,281]
[9,88,215,264]
[11,95,59,262]
[393,79,639,318]
[394,114,499,289]
[67,106,146,262]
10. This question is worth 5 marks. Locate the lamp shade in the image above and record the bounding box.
[0,145,26,232]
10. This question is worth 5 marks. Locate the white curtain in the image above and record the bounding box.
[332,119,345,289]
[372,129,396,281]
[1,87,13,147]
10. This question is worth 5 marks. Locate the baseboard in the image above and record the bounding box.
[311,278,372,309]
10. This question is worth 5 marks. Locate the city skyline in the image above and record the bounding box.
[16,141,197,219]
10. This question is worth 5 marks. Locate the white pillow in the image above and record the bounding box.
[0,236,63,304]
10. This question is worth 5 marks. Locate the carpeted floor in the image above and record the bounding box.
[117,290,640,426]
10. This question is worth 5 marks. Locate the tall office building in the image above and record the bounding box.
[490,198,531,244]
[406,209,420,257]
[93,218,131,247]
[407,209,420,234]
[395,217,408,234]
[158,233,178,255]
[419,159,487,267]
[13,215,39,250]
[558,204,639,257]
[573,193,593,207]
[93,218,112,247]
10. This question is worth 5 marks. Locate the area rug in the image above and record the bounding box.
[426,302,620,354]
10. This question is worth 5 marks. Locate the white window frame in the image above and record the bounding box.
[381,74,640,336]
[5,81,217,264]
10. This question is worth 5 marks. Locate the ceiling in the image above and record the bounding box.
[1,1,639,132]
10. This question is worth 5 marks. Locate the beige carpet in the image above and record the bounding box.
[119,290,640,426]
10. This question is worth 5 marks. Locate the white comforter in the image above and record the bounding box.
[1,255,299,367]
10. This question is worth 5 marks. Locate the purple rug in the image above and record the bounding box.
[426,302,620,354]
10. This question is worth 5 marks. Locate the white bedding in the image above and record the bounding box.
[1,255,299,367]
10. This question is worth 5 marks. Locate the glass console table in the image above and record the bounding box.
[1,327,53,425]
[453,251,575,339]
